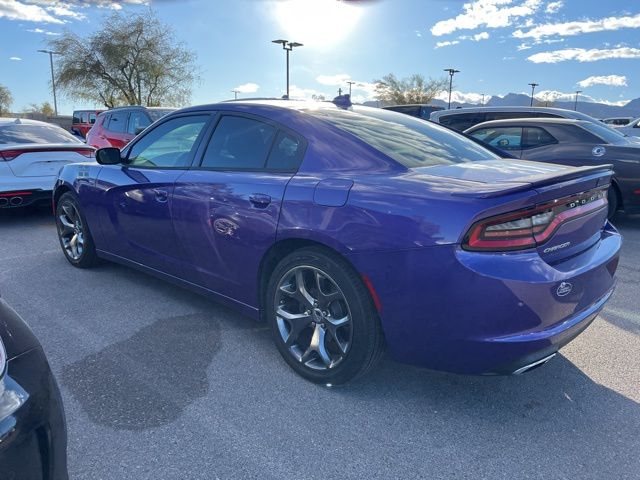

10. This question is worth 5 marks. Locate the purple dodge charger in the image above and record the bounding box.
[53,99,621,384]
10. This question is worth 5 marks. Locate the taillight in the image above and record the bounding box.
[0,147,94,161]
[463,187,608,252]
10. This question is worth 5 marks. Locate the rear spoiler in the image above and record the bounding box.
[452,164,614,198]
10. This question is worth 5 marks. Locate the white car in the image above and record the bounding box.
[0,118,95,208]
[616,116,640,137]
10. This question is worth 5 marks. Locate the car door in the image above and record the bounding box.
[95,114,212,277]
[104,110,134,148]
[172,113,305,307]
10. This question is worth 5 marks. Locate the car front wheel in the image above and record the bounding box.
[266,247,384,385]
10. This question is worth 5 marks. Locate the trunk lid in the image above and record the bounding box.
[2,144,95,177]
[417,159,613,263]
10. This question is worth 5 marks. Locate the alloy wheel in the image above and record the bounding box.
[275,266,353,370]
[57,201,85,261]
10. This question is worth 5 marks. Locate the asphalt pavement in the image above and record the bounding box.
[1,207,638,480]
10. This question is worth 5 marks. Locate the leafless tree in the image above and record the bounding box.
[0,84,13,115]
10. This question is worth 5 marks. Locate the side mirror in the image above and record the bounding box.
[134,126,145,135]
[96,147,122,165]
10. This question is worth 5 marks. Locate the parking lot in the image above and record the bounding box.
[1,207,639,479]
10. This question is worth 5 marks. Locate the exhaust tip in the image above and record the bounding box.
[513,353,556,375]
[9,196,23,206]
[0,198,8,207]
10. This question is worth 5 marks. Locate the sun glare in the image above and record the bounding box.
[274,0,364,49]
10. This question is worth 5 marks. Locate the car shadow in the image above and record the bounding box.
[62,311,222,431]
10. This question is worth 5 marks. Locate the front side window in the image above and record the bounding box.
[470,127,523,150]
[308,107,498,168]
[108,111,128,133]
[127,116,208,168]
[201,116,276,169]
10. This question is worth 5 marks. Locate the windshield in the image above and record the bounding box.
[306,106,499,168]
[147,109,175,122]
[580,122,628,145]
[0,123,82,145]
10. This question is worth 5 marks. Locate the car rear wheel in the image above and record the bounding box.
[56,192,99,268]
[266,247,384,385]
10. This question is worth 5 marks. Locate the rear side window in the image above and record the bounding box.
[107,111,128,133]
[523,127,557,149]
[470,127,523,150]
[72,112,81,124]
[307,107,498,167]
[266,131,304,170]
[89,113,97,124]
[439,113,486,131]
[201,116,276,169]
[128,111,150,134]
[127,115,209,168]
[80,112,89,124]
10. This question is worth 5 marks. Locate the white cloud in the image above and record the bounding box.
[545,1,563,13]
[473,31,490,40]
[528,47,640,63]
[288,85,331,100]
[315,74,376,99]
[435,40,460,48]
[27,27,60,35]
[233,83,259,94]
[430,0,542,36]
[9,56,22,61]
[0,0,63,23]
[0,0,147,24]
[577,75,628,88]
[514,13,640,40]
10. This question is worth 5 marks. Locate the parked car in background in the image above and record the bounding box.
[430,106,607,132]
[71,109,103,138]
[0,118,95,208]
[86,106,175,149]
[53,100,620,384]
[465,117,640,217]
[382,104,443,120]
[616,116,640,138]
[0,295,68,479]
[601,117,633,127]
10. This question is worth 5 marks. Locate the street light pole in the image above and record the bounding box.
[481,93,485,106]
[231,89,240,100]
[528,82,539,107]
[38,49,61,116]
[444,68,460,109]
[574,90,582,111]
[346,81,356,96]
[272,39,303,98]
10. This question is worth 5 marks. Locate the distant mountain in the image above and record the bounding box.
[364,93,640,119]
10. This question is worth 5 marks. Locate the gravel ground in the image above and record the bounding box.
[1,207,638,480]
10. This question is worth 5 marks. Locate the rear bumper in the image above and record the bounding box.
[0,189,51,208]
[348,223,621,374]
[0,348,68,480]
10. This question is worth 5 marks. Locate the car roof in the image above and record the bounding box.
[465,118,590,132]
[0,117,60,127]
[430,106,589,118]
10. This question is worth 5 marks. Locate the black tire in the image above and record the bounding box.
[55,192,100,268]
[607,186,619,220]
[266,247,384,385]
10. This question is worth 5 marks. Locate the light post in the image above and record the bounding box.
[38,49,61,116]
[481,93,485,106]
[346,81,356,96]
[444,68,460,109]
[528,82,539,106]
[231,89,240,100]
[271,39,303,98]
[574,90,582,111]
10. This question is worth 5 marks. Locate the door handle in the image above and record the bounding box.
[153,188,169,203]
[249,193,271,208]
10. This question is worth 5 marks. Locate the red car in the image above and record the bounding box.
[71,109,103,138]
[86,106,174,149]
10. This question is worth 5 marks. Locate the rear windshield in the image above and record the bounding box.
[580,122,627,145]
[307,107,499,167]
[147,109,175,122]
[0,124,82,145]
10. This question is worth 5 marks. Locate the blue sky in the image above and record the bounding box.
[1,0,639,114]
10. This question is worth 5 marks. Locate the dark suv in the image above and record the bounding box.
[86,106,175,149]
